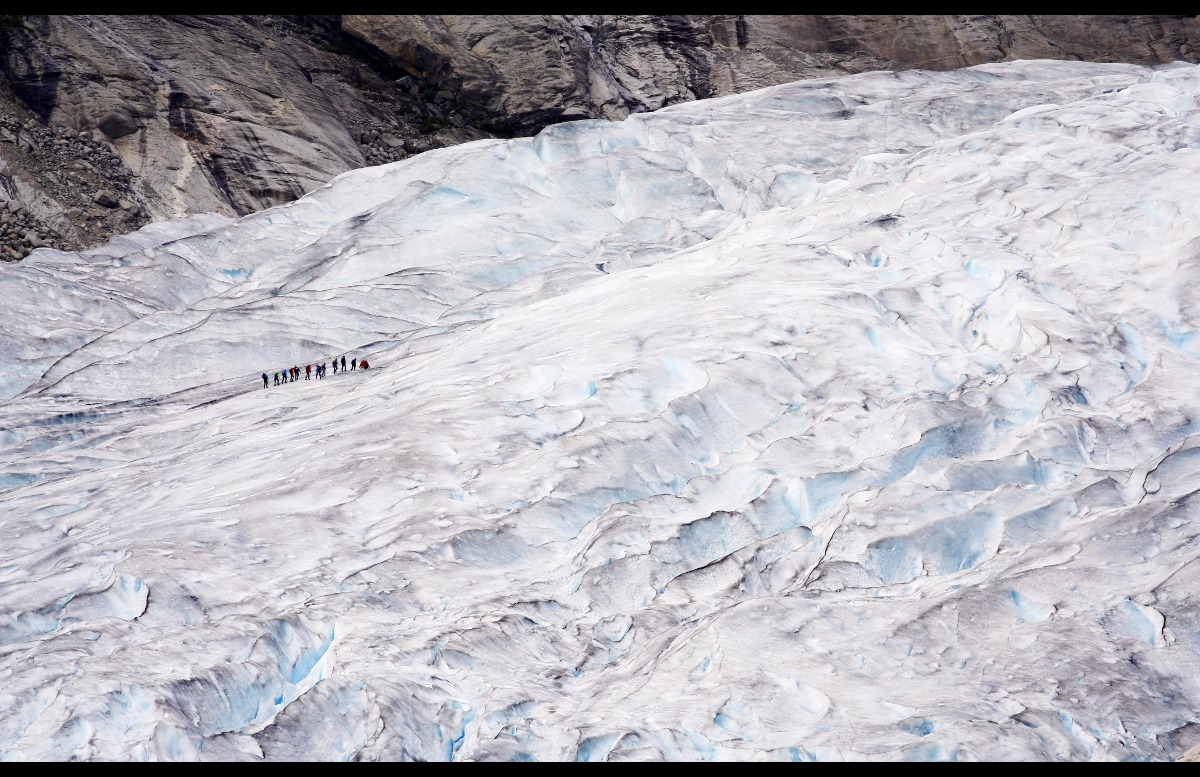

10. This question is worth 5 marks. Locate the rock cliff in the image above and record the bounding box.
[1,14,1198,259]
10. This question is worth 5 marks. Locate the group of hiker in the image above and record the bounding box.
[261,354,370,388]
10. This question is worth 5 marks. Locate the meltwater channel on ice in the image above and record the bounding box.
[2,59,1200,761]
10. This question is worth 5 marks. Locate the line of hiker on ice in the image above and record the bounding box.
[262,354,370,388]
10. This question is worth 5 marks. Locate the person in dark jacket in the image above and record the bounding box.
[262,372,269,388]
[341,355,347,371]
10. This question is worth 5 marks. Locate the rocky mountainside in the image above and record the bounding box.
[1,14,1198,260]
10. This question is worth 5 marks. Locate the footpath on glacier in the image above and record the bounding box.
[2,60,1200,761]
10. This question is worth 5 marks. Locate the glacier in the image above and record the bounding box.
[2,59,1200,760]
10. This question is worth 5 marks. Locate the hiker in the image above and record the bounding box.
[292,365,299,382]
[262,372,269,388]
[332,358,338,374]
[274,372,280,386]
[360,359,369,370]
[351,357,357,371]
[305,364,312,380]
[341,355,347,371]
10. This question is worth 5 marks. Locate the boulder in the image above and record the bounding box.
[96,107,140,140]
[94,190,119,208]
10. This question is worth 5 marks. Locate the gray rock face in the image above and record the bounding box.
[341,15,1200,129]
[0,15,433,258]
[1,14,1199,259]
[1,16,384,222]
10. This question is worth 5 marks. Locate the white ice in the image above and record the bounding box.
[2,60,1200,761]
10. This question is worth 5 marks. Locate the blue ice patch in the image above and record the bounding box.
[576,733,619,762]
[901,718,934,736]
[1159,319,1200,358]
[0,473,40,490]
[1009,590,1054,622]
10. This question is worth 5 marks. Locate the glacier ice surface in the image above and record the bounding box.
[2,60,1200,760]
